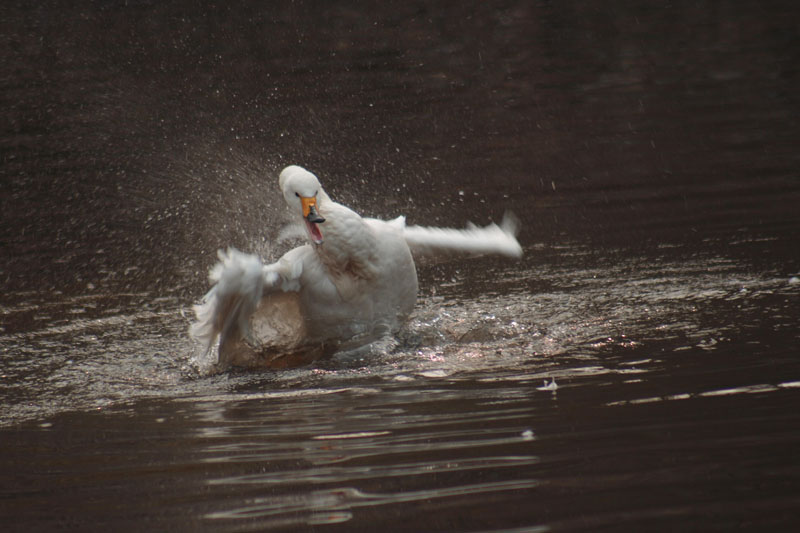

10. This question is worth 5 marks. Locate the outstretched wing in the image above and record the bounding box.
[189,247,304,358]
[402,213,523,259]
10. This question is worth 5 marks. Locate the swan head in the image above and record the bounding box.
[279,165,326,245]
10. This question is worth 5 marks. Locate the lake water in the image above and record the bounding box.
[2,1,799,531]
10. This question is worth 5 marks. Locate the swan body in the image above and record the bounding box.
[190,165,522,370]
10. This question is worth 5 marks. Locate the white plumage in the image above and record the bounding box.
[190,165,522,370]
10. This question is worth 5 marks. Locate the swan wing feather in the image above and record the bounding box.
[189,247,303,357]
[402,212,522,259]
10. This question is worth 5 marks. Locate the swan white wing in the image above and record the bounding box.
[402,213,523,259]
[189,247,303,356]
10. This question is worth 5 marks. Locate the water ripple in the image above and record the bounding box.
[200,426,538,465]
[205,479,540,523]
[209,455,539,487]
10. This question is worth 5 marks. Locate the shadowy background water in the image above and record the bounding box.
[2,0,799,531]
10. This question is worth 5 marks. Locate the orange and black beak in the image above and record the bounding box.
[300,196,325,245]
[300,196,325,224]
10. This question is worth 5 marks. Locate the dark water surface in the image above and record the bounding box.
[2,1,800,531]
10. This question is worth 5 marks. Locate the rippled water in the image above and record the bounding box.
[3,1,800,531]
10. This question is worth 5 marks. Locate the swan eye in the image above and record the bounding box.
[295,192,300,198]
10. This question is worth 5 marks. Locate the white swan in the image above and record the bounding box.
[190,165,522,370]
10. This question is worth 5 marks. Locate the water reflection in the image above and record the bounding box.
[184,382,543,529]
